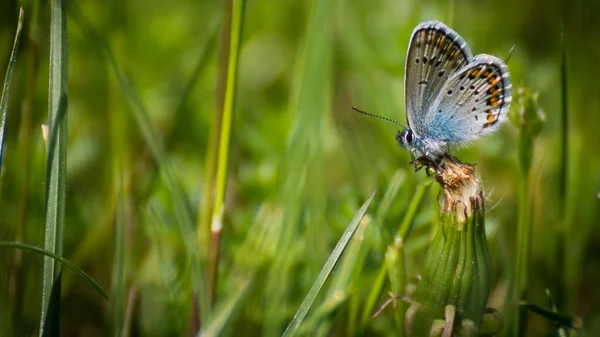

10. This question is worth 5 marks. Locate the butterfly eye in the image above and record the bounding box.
[405,130,414,143]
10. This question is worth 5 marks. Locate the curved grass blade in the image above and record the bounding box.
[40,0,68,335]
[282,191,376,337]
[0,242,108,299]
[0,8,24,168]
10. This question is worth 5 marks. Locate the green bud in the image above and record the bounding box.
[406,159,495,336]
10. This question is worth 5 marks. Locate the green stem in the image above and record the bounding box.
[40,1,68,335]
[208,0,246,310]
[511,170,531,336]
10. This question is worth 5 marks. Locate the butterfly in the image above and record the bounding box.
[357,21,512,166]
[400,20,512,164]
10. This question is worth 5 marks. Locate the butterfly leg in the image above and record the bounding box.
[409,148,417,162]
[409,149,424,171]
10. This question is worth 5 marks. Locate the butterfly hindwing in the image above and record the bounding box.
[405,21,473,136]
[423,54,512,144]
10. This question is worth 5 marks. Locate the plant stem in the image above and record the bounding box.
[40,1,68,335]
[208,0,246,312]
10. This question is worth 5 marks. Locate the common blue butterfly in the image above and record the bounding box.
[356,21,512,165]
[399,20,512,162]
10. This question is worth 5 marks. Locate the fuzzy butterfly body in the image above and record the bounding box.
[397,20,512,162]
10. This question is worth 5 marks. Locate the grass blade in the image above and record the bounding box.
[0,8,24,168]
[110,173,126,336]
[0,242,107,300]
[40,0,68,335]
[208,0,246,308]
[282,191,376,337]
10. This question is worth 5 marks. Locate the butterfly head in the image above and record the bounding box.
[396,128,414,150]
[396,128,425,159]
[397,128,448,162]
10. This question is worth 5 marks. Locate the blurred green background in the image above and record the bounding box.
[0,0,599,335]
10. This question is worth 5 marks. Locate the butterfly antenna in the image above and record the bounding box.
[352,106,404,127]
[505,44,516,64]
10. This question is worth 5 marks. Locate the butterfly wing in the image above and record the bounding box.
[405,21,473,136]
[422,54,512,144]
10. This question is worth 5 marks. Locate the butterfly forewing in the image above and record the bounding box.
[405,21,473,136]
[424,55,512,143]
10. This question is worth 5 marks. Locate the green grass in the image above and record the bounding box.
[0,8,23,168]
[0,0,599,336]
[40,1,68,335]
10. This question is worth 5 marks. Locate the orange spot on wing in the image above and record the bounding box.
[487,85,500,96]
[484,113,499,128]
[483,120,499,128]
[488,96,500,107]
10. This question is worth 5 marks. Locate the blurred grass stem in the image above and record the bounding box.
[208,0,246,309]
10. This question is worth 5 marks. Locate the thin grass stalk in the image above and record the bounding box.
[509,139,533,337]
[514,167,531,294]
[40,1,67,335]
[209,0,246,310]
[110,171,126,336]
[0,8,24,167]
[191,15,226,331]
[559,18,568,213]
[197,0,230,258]
[0,9,24,330]
[506,87,544,336]
[559,22,573,315]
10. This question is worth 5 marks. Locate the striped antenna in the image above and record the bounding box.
[352,106,404,127]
